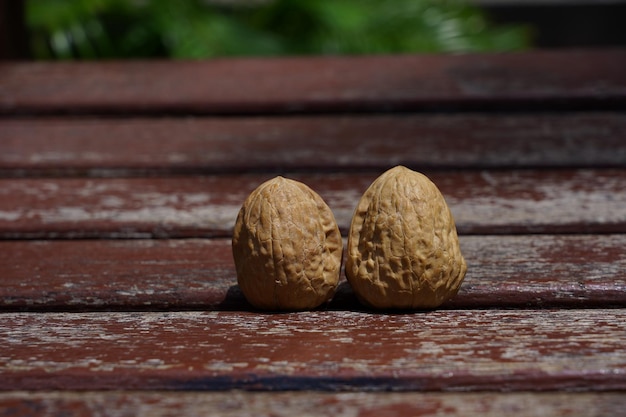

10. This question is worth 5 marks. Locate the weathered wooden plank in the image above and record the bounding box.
[0,235,624,311]
[1,391,625,417]
[1,114,625,175]
[0,170,624,238]
[1,50,625,115]
[0,309,625,391]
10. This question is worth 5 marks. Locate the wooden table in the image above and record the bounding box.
[1,49,625,416]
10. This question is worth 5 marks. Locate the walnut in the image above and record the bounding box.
[232,176,342,310]
[346,166,466,309]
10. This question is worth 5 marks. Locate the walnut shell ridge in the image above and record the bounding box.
[346,166,467,309]
[232,176,342,310]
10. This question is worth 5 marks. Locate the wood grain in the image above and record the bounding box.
[1,50,625,115]
[1,309,625,391]
[1,50,625,407]
[1,391,624,417]
[0,170,623,238]
[1,113,625,175]
[1,235,624,311]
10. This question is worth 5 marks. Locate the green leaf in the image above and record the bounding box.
[26,0,531,59]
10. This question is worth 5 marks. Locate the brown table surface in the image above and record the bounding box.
[1,49,625,416]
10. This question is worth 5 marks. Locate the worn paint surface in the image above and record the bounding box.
[1,50,625,413]
[0,235,624,311]
[1,50,625,115]
[1,391,624,417]
[0,170,624,238]
[1,114,625,175]
[0,309,625,391]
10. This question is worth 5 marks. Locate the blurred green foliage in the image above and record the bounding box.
[27,0,530,59]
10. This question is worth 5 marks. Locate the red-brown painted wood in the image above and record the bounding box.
[1,50,625,115]
[1,391,624,417]
[0,170,623,238]
[1,309,625,391]
[1,113,625,175]
[0,235,624,311]
[1,50,625,406]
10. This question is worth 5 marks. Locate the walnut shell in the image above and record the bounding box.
[346,166,467,309]
[232,176,342,310]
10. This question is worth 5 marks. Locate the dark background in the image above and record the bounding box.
[2,0,625,60]
[478,0,626,47]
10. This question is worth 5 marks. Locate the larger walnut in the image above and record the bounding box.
[346,166,467,309]
[232,177,342,310]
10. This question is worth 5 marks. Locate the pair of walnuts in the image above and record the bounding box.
[232,166,467,311]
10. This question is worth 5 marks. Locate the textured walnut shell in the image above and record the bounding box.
[346,166,467,309]
[232,177,342,310]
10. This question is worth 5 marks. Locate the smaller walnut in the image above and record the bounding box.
[232,177,342,310]
[346,166,467,309]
